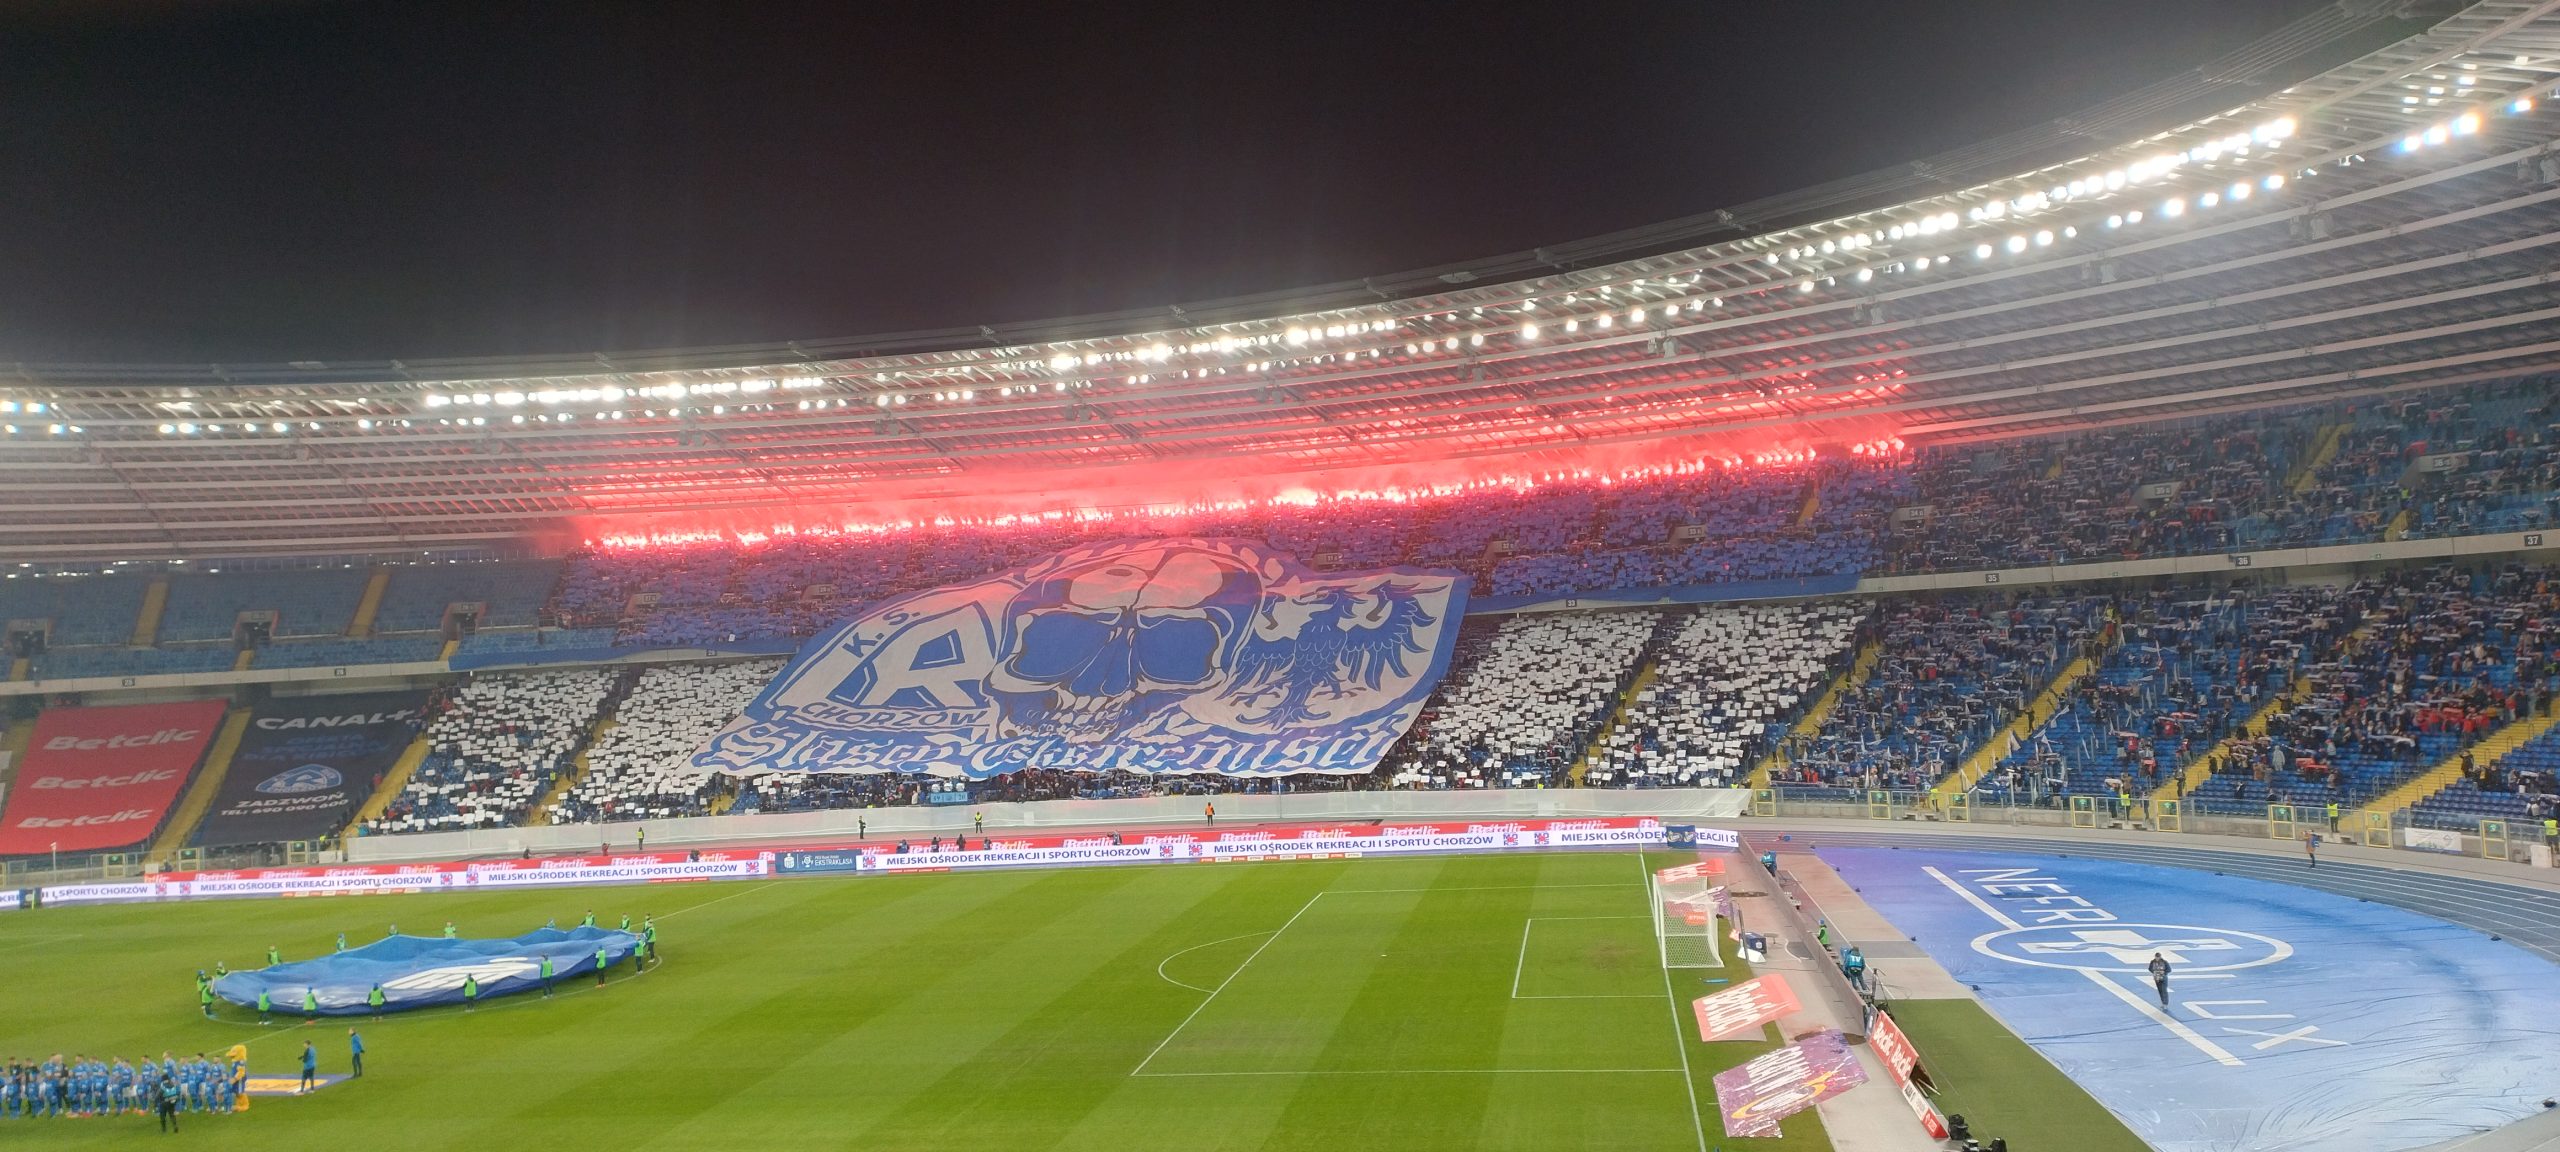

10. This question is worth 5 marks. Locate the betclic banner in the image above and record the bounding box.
[0,699,228,855]
[194,692,426,847]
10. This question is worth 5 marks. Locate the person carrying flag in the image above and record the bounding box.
[255,990,272,1025]
[302,986,320,1023]
[266,945,280,966]
[595,944,610,987]
[367,984,386,1019]
[539,954,555,998]
[462,974,479,1012]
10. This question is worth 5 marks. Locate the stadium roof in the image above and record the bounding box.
[8,0,2560,560]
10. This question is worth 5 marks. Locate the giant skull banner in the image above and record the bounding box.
[690,539,1469,779]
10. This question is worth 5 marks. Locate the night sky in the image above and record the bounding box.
[0,0,2342,365]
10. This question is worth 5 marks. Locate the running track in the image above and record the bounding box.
[1744,828,2560,962]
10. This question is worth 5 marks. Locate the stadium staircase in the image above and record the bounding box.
[2357,711,2560,824]
[437,638,461,662]
[530,714,620,825]
[1748,639,1880,789]
[1794,485,1821,527]
[2289,422,2349,493]
[342,731,435,839]
[7,658,24,682]
[0,715,35,786]
[524,668,641,825]
[145,708,252,868]
[231,648,255,672]
[2149,675,2312,806]
[1928,652,2102,802]
[346,567,391,637]
[130,577,169,647]
[1568,664,1659,786]
[2383,507,2413,542]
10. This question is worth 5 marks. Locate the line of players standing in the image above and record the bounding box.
[1,1053,240,1121]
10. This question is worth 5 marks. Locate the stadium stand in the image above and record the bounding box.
[0,573,152,648]
[2411,722,2560,830]
[157,567,368,641]
[31,642,237,680]
[373,559,566,633]
[2185,566,2560,814]
[1984,587,2351,806]
[1785,594,2108,798]
[548,659,783,825]
[253,635,448,669]
[362,668,620,833]
[1380,610,1662,789]
[1588,602,1868,788]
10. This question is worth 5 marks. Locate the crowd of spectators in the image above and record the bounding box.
[1588,602,1867,788]
[2185,565,2560,813]
[547,660,782,825]
[361,669,622,834]
[1981,587,2349,806]
[1780,594,2109,797]
[1379,611,1662,789]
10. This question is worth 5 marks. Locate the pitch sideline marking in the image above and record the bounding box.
[1919,865,2245,1068]
[1155,930,1279,995]
[656,880,781,919]
[1130,890,1325,1076]
[1641,853,1711,1152]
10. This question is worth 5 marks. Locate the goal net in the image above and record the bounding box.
[1651,865,1724,969]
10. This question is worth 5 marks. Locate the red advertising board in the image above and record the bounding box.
[0,699,227,855]
[1869,1009,1948,1138]
[1693,973,1803,1042]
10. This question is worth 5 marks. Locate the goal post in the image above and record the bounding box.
[1651,867,1724,969]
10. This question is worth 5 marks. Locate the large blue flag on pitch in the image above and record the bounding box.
[214,927,640,1015]
[692,539,1468,779]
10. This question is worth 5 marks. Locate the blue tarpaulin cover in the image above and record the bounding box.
[213,927,640,1015]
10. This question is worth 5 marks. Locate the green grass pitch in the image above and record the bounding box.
[0,849,2083,1151]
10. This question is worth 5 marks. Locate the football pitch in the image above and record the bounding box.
[0,850,1829,1151]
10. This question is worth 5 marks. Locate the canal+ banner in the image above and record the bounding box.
[692,539,1467,778]
[194,691,427,847]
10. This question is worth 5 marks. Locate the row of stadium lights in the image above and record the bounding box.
[7,86,2544,443]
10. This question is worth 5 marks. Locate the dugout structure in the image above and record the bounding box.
[1652,865,1723,969]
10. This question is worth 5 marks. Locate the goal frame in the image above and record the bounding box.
[1651,873,1724,969]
